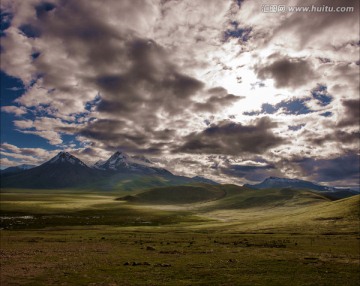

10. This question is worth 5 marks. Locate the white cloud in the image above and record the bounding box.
[1,105,27,116]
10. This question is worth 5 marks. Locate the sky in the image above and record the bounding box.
[0,0,359,188]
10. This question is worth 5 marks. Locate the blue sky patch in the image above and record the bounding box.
[19,24,41,38]
[244,98,313,116]
[0,71,25,106]
[31,52,41,60]
[224,21,251,42]
[320,111,332,117]
[0,10,12,37]
[311,84,332,106]
[288,124,305,131]
[35,2,56,18]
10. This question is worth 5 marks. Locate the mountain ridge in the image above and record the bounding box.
[0,164,36,176]
[245,176,359,199]
[0,151,217,190]
[2,152,357,194]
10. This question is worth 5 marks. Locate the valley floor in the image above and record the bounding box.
[0,190,359,285]
[1,229,359,286]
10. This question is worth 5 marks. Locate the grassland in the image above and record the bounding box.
[0,187,359,285]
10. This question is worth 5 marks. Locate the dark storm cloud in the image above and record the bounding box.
[92,38,206,118]
[194,93,241,112]
[297,154,360,184]
[79,119,145,145]
[221,163,276,182]
[255,55,315,89]
[79,118,176,153]
[338,99,360,127]
[32,1,124,64]
[176,117,285,155]
[309,130,360,146]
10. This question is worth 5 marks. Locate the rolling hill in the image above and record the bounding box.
[119,184,332,209]
[118,183,226,204]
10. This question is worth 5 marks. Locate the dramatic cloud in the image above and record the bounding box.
[1,105,27,116]
[296,154,360,187]
[255,55,315,89]
[176,117,285,155]
[0,0,359,187]
[338,99,360,127]
[221,163,277,182]
[0,142,59,166]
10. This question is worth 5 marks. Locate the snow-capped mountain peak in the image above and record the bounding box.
[49,152,87,167]
[94,151,134,171]
[106,151,130,170]
[94,151,171,175]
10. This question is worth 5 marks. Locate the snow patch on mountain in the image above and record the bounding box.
[94,151,171,175]
[106,151,130,170]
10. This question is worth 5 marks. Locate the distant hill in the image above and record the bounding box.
[201,187,331,211]
[118,184,226,204]
[116,184,341,210]
[191,176,219,185]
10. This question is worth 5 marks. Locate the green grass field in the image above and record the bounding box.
[1,187,359,285]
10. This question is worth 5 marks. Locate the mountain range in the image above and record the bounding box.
[245,177,359,199]
[0,151,217,190]
[1,151,358,198]
[0,164,36,175]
